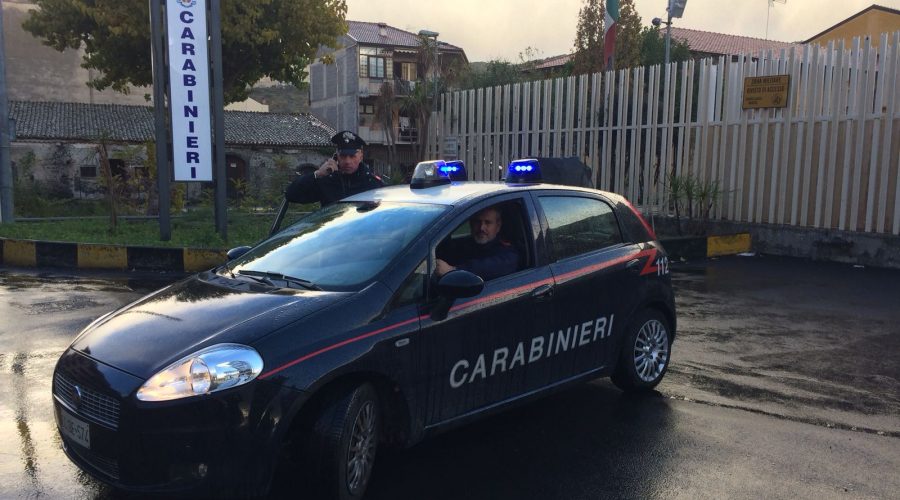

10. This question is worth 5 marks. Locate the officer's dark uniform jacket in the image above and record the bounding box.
[437,237,520,281]
[284,163,384,206]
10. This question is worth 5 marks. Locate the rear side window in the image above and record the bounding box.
[538,196,622,261]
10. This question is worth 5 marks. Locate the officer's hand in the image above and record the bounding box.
[315,159,337,178]
[435,259,455,277]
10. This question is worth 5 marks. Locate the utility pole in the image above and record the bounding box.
[0,5,14,223]
[150,0,170,239]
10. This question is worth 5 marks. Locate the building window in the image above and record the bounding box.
[400,62,417,81]
[109,159,127,179]
[360,55,386,78]
[360,104,375,115]
[80,165,98,178]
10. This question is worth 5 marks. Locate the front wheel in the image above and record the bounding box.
[307,383,381,500]
[611,309,672,392]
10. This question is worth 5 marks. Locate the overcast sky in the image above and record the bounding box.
[346,0,900,62]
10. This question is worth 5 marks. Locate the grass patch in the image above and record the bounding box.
[0,207,313,249]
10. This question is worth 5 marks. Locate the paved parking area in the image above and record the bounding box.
[0,256,898,498]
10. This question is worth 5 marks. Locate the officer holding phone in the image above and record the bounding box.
[285,130,385,206]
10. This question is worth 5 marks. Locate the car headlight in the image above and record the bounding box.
[136,344,264,402]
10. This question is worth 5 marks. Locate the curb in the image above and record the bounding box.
[659,233,752,260]
[0,238,226,273]
[1,233,752,273]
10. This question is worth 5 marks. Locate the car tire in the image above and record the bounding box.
[611,309,672,392]
[307,382,381,500]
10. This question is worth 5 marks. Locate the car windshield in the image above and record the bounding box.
[228,201,446,289]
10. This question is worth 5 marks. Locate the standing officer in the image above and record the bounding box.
[285,131,384,206]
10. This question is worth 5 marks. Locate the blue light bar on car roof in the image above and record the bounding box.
[505,159,542,184]
[410,160,452,189]
[440,160,467,181]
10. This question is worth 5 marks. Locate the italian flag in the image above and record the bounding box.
[604,0,619,70]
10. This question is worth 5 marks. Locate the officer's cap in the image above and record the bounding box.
[331,130,367,155]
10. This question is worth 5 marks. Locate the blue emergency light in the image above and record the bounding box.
[505,159,542,184]
[440,160,467,181]
[410,160,452,189]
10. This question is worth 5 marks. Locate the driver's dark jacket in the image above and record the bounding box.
[437,236,520,281]
[285,163,384,206]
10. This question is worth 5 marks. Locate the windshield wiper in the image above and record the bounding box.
[236,270,321,291]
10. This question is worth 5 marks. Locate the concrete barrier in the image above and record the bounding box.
[0,238,228,273]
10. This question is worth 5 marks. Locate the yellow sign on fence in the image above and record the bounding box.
[742,75,790,109]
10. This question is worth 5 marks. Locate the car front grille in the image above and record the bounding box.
[54,372,121,430]
[66,439,120,480]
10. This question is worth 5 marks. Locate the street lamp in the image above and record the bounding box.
[653,0,687,68]
[651,16,672,67]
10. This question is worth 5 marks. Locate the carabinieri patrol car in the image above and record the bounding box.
[52,160,676,499]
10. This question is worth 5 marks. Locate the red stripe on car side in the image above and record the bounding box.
[259,315,424,379]
[259,248,656,376]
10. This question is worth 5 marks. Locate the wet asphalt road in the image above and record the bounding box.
[1,256,898,499]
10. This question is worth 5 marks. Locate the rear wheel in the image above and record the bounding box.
[306,383,381,500]
[611,309,671,392]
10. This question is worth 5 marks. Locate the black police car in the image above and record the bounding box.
[53,160,676,499]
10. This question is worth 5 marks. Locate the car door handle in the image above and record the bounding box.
[531,284,554,299]
[626,258,642,273]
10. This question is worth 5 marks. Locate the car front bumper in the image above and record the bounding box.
[53,348,304,496]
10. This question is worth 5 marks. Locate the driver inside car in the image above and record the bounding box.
[435,206,520,281]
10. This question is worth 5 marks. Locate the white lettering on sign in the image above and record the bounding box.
[167,0,212,181]
[449,314,615,388]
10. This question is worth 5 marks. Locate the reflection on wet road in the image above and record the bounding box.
[0,259,898,499]
[668,256,900,436]
[0,270,171,499]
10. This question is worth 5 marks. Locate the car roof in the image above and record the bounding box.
[343,181,622,206]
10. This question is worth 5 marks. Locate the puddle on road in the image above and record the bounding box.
[10,296,102,315]
[0,270,178,295]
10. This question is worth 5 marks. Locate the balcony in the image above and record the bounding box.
[358,78,417,98]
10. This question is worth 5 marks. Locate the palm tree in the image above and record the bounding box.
[401,82,432,162]
[375,81,398,172]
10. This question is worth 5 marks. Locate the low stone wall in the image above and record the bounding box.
[650,216,900,269]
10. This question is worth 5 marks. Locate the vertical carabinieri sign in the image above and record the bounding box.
[167,0,213,181]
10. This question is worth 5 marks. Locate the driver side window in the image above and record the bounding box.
[434,199,531,282]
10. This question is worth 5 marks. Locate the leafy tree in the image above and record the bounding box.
[22,0,348,103]
[572,0,652,74]
[615,0,643,70]
[640,26,692,67]
[572,0,604,75]
[457,59,524,90]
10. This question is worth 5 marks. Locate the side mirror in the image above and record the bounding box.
[430,270,484,322]
[226,246,252,260]
[437,269,484,299]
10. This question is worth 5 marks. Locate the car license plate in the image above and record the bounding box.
[59,409,90,449]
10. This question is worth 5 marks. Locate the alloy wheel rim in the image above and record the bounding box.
[346,401,377,493]
[633,319,669,382]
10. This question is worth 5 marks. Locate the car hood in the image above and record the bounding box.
[70,274,350,379]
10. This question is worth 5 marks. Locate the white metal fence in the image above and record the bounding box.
[430,32,900,235]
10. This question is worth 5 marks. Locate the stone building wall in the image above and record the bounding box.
[9,141,329,205]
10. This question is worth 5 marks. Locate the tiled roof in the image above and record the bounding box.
[347,21,464,52]
[668,27,798,57]
[9,101,335,147]
[532,53,573,70]
[525,29,799,72]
